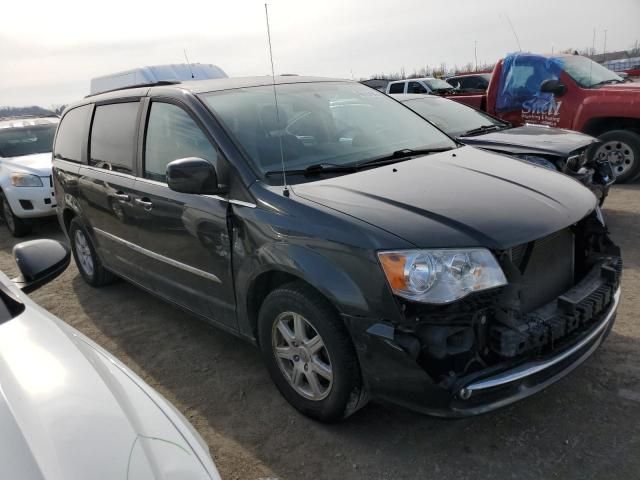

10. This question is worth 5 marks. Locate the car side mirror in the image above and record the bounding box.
[540,79,567,96]
[166,157,224,194]
[12,239,71,293]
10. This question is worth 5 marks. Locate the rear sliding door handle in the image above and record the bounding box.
[135,198,153,210]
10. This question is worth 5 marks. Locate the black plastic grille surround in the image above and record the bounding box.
[490,256,622,358]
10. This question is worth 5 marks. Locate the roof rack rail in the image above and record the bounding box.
[0,113,59,121]
[85,80,181,98]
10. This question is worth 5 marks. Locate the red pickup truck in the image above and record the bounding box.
[450,53,640,182]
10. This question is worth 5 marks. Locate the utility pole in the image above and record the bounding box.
[603,29,608,62]
[474,40,478,71]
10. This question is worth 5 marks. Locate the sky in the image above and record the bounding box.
[1,0,638,107]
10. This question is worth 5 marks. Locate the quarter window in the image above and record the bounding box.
[90,102,139,174]
[54,105,92,163]
[144,102,217,182]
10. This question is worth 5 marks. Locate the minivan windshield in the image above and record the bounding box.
[202,82,456,183]
[402,96,505,137]
[0,124,57,158]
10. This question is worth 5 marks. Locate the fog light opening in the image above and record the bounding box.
[459,388,472,400]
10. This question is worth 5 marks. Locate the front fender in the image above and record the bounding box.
[234,242,399,338]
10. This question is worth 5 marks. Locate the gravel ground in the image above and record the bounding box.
[0,184,638,480]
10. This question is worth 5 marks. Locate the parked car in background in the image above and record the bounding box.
[0,116,59,236]
[446,73,491,93]
[0,239,221,479]
[386,77,454,95]
[445,53,640,182]
[54,76,621,422]
[393,93,614,204]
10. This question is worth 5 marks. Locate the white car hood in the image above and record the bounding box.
[0,152,52,177]
[0,276,219,480]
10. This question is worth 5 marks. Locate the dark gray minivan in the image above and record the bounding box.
[53,77,622,421]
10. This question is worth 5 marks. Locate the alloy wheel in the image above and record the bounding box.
[272,311,333,400]
[74,229,95,277]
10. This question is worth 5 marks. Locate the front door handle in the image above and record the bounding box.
[135,197,153,210]
[114,192,130,202]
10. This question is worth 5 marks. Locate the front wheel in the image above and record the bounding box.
[592,130,640,183]
[258,281,367,422]
[0,192,31,237]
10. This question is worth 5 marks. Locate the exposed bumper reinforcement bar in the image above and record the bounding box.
[462,287,621,397]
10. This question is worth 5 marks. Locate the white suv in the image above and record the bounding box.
[0,116,58,236]
[386,77,454,95]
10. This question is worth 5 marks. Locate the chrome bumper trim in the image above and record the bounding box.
[466,287,621,393]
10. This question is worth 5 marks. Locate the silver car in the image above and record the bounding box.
[0,239,220,480]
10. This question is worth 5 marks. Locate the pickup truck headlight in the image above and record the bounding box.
[10,173,43,187]
[378,248,507,304]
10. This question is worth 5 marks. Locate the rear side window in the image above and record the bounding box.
[407,81,427,94]
[388,82,404,94]
[144,102,217,182]
[54,105,92,162]
[90,102,139,174]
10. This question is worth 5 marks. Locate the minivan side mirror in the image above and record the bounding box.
[540,79,567,96]
[166,157,224,194]
[12,239,71,293]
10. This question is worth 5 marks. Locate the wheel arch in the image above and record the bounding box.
[582,117,640,137]
[238,245,372,343]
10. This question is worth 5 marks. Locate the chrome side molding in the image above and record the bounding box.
[93,228,222,283]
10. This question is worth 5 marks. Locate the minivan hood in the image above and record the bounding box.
[459,125,598,157]
[0,274,218,480]
[0,152,52,176]
[292,146,596,249]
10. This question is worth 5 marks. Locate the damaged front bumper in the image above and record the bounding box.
[452,286,619,414]
[346,253,622,417]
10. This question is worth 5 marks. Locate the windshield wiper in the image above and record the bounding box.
[591,79,623,87]
[356,147,455,167]
[264,147,454,177]
[264,163,358,177]
[461,124,503,137]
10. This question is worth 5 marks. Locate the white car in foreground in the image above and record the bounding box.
[0,239,221,480]
[0,116,59,236]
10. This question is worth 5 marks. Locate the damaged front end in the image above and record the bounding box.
[353,211,621,416]
[560,150,615,205]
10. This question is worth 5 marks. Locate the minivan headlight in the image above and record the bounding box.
[10,173,43,187]
[378,248,507,304]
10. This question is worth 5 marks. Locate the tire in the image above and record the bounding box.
[258,281,367,422]
[0,192,31,237]
[69,218,115,287]
[592,130,640,183]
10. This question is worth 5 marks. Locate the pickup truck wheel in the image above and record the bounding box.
[69,218,115,287]
[593,130,640,183]
[258,281,367,422]
[0,192,31,237]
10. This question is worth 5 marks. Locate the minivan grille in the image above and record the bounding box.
[508,229,575,312]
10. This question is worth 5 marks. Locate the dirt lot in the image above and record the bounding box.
[1,185,639,480]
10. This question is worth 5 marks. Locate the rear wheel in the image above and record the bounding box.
[593,130,640,183]
[69,218,115,287]
[0,192,31,237]
[258,281,367,422]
